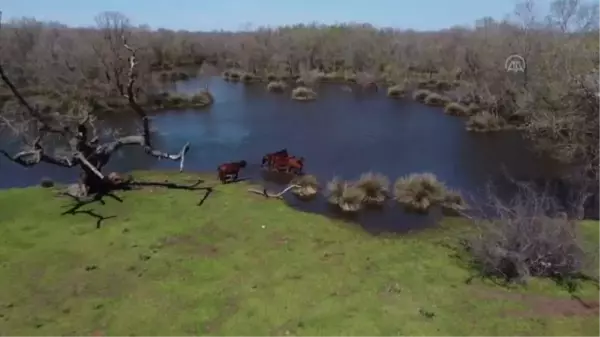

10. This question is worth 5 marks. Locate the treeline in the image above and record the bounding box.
[0,0,598,180]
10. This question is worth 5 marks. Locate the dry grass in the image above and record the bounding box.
[424,92,450,107]
[241,72,259,83]
[190,90,214,106]
[266,73,278,81]
[291,174,319,199]
[466,103,481,115]
[393,172,448,213]
[387,85,406,98]
[228,70,241,82]
[412,89,432,102]
[266,81,287,93]
[291,86,317,101]
[222,70,231,81]
[326,178,365,212]
[441,189,468,216]
[344,72,357,83]
[322,72,344,82]
[355,172,390,206]
[444,102,470,116]
[466,111,507,132]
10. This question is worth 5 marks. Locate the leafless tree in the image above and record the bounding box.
[465,181,595,284]
[0,12,190,196]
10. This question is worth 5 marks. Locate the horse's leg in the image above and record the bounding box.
[219,171,227,184]
[233,172,239,182]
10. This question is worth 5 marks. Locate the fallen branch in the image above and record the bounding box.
[247,184,300,199]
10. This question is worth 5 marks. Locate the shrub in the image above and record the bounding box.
[291,174,319,199]
[387,85,405,98]
[344,72,357,83]
[465,111,507,132]
[291,86,317,101]
[424,92,450,107]
[241,72,258,83]
[40,177,54,188]
[267,81,287,93]
[326,178,365,212]
[434,80,453,91]
[412,89,431,102]
[465,183,591,284]
[266,73,278,81]
[417,79,438,90]
[339,185,366,212]
[222,70,231,81]
[327,177,345,205]
[466,103,481,115]
[152,91,213,109]
[190,91,214,107]
[393,173,448,213]
[322,72,344,82]
[355,172,390,206]
[444,102,469,116]
[441,189,468,216]
[228,70,241,82]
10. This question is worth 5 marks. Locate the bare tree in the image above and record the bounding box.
[0,12,190,197]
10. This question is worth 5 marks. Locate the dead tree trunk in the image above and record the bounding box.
[0,19,190,197]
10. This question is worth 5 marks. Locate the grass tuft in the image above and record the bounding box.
[291,86,317,101]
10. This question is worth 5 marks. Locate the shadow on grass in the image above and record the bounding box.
[60,192,123,229]
[59,178,218,228]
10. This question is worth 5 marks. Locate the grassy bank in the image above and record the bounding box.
[0,171,597,336]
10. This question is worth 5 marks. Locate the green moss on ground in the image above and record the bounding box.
[0,171,597,335]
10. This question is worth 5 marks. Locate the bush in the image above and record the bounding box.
[466,103,481,115]
[266,73,278,81]
[393,173,448,213]
[465,111,507,132]
[267,81,287,93]
[326,178,365,212]
[291,174,319,199]
[417,79,438,90]
[434,80,453,91]
[291,86,317,101]
[424,92,450,107]
[40,177,54,188]
[465,183,591,284]
[344,72,357,83]
[190,91,214,107]
[228,70,241,82]
[322,72,344,82]
[222,70,231,81]
[241,72,259,83]
[355,172,390,206]
[412,89,431,102]
[444,102,469,116]
[441,189,468,215]
[387,85,405,98]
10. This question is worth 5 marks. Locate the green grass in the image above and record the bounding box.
[0,171,598,336]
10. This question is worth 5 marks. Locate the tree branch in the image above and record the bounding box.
[119,37,191,172]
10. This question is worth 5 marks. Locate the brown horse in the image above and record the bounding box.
[261,149,289,168]
[217,160,247,183]
[271,156,304,175]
